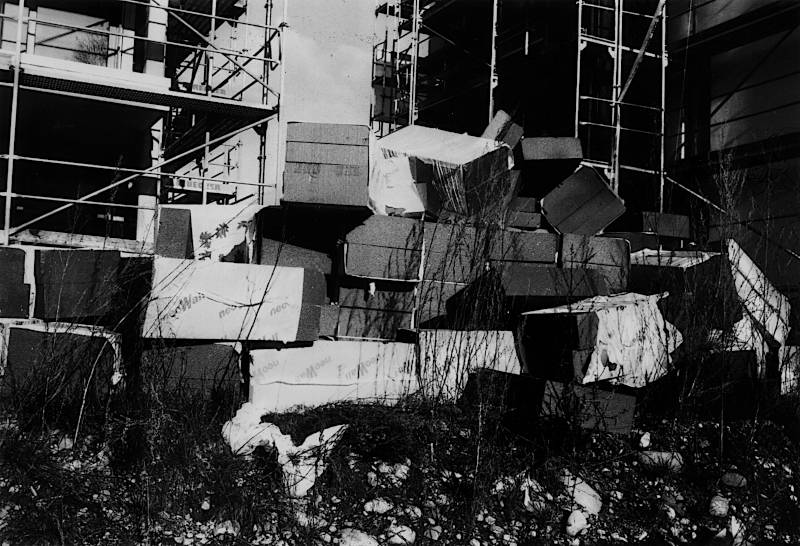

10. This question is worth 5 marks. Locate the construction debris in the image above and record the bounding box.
[221,402,347,497]
[143,257,325,341]
[283,123,371,208]
[522,293,683,387]
[248,340,417,412]
[378,125,514,216]
[541,166,625,235]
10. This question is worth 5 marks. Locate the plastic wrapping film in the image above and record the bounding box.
[377,125,514,216]
[525,293,684,388]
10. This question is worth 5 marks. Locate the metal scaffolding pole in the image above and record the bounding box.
[488,0,499,124]
[408,0,420,126]
[659,2,667,212]
[2,0,25,246]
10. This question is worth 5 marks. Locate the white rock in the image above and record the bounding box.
[367,471,379,487]
[710,495,730,517]
[638,451,684,473]
[424,525,442,540]
[364,498,394,514]
[403,506,422,519]
[639,432,651,449]
[378,462,394,475]
[213,520,240,536]
[729,516,747,546]
[561,471,602,516]
[386,523,416,544]
[200,500,211,511]
[721,472,747,488]
[566,510,588,537]
[521,478,547,513]
[469,539,481,546]
[56,437,74,452]
[394,463,410,482]
[339,528,379,546]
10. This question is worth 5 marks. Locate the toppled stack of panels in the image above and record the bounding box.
[283,123,371,208]
[0,322,120,399]
[520,293,683,388]
[628,249,740,333]
[0,247,31,318]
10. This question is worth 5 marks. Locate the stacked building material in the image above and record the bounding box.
[142,257,325,342]
[0,322,120,400]
[283,123,372,208]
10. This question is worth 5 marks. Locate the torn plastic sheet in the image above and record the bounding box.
[378,125,514,216]
[368,154,428,216]
[161,200,262,262]
[727,240,791,347]
[248,340,418,412]
[524,293,683,388]
[222,402,347,497]
[418,330,523,400]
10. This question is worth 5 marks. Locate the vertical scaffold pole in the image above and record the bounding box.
[574,0,583,139]
[408,0,420,126]
[3,0,25,245]
[659,3,667,212]
[489,0,499,124]
[610,0,623,193]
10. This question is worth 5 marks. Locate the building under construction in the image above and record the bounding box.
[0,0,798,428]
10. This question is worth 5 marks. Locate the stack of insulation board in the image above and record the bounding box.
[0,246,125,399]
[283,123,371,208]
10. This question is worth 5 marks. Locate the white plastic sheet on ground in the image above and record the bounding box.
[222,402,347,497]
[248,340,418,412]
[418,330,523,400]
[727,239,791,347]
[142,258,307,341]
[162,200,262,262]
[525,293,683,388]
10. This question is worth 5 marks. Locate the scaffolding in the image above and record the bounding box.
[373,0,668,212]
[575,0,667,210]
[0,0,283,248]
